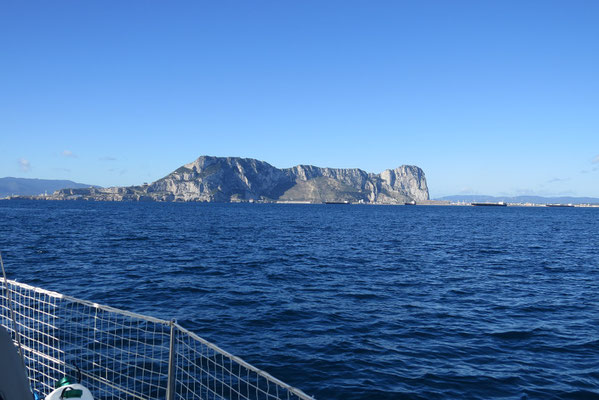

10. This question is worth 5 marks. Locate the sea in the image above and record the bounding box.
[1,200,598,399]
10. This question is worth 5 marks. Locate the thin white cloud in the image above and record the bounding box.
[554,189,576,196]
[514,188,536,196]
[19,158,31,172]
[546,177,570,184]
[108,168,128,175]
[593,154,599,164]
[62,150,77,158]
[99,156,117,161]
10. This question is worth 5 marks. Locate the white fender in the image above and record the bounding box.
[45,384,93,400]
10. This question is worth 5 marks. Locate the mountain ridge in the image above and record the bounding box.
[0,177,99,198]
[50,156,429,204]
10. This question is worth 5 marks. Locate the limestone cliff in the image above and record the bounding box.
[52,156,429,204]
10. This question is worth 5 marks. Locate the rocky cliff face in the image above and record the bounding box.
[146,157,293,202]
[52,156,429,204]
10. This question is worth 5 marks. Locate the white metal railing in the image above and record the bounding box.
[0,279,313,400]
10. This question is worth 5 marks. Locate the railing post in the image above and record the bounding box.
[166,320,177,400]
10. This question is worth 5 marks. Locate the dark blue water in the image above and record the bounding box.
[1,200,598,399]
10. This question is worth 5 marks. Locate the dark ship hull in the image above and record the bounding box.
[471,202,507,207]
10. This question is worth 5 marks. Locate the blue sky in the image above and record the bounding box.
[2,1,598,197]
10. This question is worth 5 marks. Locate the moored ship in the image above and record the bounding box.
[471,202,508,207]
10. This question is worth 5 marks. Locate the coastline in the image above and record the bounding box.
[3,196,599,207]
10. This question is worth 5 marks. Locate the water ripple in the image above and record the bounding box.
[1,201,599,399]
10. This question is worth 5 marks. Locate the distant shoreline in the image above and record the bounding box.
[3,196,599,208]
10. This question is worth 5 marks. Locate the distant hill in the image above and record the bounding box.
[438,195,599,205]
[50,156,429,203]
[0,177,100,197]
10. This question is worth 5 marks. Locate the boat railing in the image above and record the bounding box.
[0,279,313,400]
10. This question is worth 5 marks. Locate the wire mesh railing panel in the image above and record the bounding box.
[172,325,313,400]
[1,280,313,400]
[1,280,65,395]
[59,303,172,400]
[0,280,172,399]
